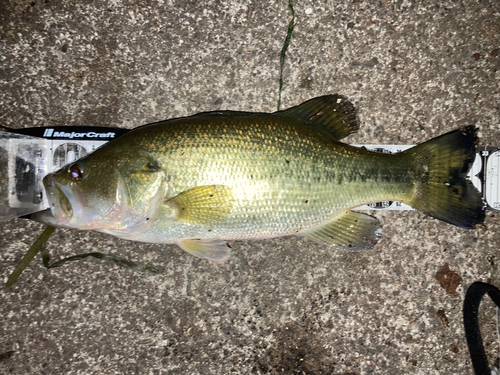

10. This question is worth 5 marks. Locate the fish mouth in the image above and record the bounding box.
[43,175,74,225]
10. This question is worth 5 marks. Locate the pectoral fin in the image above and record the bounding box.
[178,239,231,264]
[165,185,234,225]
[301,211,382,251]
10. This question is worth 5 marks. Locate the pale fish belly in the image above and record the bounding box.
[126,185,342,243]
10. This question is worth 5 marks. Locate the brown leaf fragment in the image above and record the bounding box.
[437,309,450,328]
[435,263,462,295]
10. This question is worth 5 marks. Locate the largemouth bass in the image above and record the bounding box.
[36,95,485,262]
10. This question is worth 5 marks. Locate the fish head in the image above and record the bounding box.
[43,147,166,232]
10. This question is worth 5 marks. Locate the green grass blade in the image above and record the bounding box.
[47,252,161,274]
[277,0,295,111]
[5,226,56,287]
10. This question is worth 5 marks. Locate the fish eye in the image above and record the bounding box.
[68,163,84,181]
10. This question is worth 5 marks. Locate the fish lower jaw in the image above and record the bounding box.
[48,202,72,227]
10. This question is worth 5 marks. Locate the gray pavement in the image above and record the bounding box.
[1,1,500,374]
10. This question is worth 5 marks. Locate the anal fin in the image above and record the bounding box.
[178,239,232,264]
[301,211,382,251]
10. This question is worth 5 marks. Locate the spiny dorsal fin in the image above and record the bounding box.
[275,95,359,141]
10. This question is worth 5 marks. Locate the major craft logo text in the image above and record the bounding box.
[43,129,116,139]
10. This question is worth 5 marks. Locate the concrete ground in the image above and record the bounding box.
[1,0,500,374]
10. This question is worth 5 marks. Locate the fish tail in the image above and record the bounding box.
[401,126,484,228]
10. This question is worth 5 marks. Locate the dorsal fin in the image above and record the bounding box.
[274,95,359,141]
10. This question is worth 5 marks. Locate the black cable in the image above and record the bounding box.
[463,282,500,375]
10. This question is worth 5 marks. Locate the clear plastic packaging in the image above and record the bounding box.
[0,126,127,221]
[0,132,49,220]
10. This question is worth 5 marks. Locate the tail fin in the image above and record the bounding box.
[402,126,485,228]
